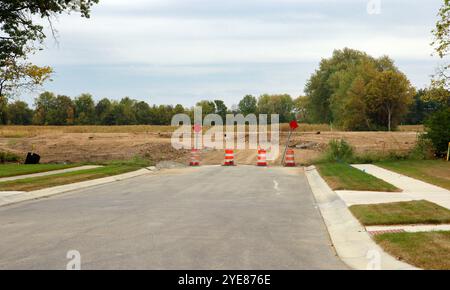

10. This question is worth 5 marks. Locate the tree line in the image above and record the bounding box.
[0,82,445,128]
[0,92,298,126]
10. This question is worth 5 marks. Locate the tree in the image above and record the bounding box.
[196,100,216,117]
[214,100,228,120]
[74,93,95,125]
[293,96,310,122]
[366,71,415,131]
[174,104,185,115]
[431,1,450,90]
[238,95,257,116]
[1,1,98,105]
[7,100,33,125]
[33,91,56,125]
[47,95,75,125]
[0,0,99,64]
[134,101,152,124]
[257,94,294,123]
[404,89,442,125]
[95,98,113,125]
[110,97,137,125]
[0,58,53,99]
[305,48,414,130]
[425,107,450,157]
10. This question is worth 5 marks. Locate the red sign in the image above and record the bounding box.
[193,124,202,133]
[289,120,299,130]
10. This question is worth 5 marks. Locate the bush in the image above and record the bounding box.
[409,134,435,160]
[0,151,21,163]
[425,108,450,157]
[322,139,355,163]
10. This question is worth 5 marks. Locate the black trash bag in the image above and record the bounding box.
[25,153,40,164]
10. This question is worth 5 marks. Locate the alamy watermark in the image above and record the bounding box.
[171,106,280,161]
[367,0,381,15]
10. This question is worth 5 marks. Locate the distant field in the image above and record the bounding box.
[0,125,421,164]
[0,124,333,137]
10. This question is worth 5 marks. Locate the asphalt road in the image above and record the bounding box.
[0,166,345,270]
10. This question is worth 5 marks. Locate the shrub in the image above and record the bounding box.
[322,139,355,163]
[0,151,21,163]
[425,108,450,157]
[409,134,435,160]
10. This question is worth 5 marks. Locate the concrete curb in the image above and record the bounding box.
[305,165,418,270]
[0,167,157,208]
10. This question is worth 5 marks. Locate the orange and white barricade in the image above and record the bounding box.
[190,149,200,166]
[284,149,296,167]
[223,149,235,166]
[257,149,268,166]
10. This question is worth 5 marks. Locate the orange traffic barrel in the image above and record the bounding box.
[284,149,295,167]
[257,149,268,166]
[190,149,200,166]
[223,149,235,166]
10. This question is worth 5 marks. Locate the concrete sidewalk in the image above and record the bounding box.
[0,167,156,207]
[342,165,450,210]
[305,166,417,270]
[0,165,102,182]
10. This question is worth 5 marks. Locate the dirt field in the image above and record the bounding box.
[0,126,420,166]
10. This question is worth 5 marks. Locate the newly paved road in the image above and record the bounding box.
[0,166,345,270]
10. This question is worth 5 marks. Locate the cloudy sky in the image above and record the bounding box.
[25,0,443,107]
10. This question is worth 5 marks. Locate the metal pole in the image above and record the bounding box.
[281,130,292,165]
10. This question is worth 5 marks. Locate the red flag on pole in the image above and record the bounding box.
[289,120,299,130]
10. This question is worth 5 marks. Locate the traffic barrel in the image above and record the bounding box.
[190,149,200,166]
[257,149,268,166]
[284,149,296,167]
[223,149,235,166]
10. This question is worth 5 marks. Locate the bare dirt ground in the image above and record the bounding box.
[0,126,420,166]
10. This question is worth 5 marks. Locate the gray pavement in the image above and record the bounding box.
[0,166,345,270]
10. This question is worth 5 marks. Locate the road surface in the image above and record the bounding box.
[0,166,345,269]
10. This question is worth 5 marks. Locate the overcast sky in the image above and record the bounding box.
[23,0,443,107]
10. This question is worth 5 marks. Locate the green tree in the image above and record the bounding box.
[95,98,113,125]
[257,94,294,123]
[134,101,152,124]
[238,95,257,116]
[74,93,95,125]
[47,95,75,125]
[425,107,450,156]
[0,0,99,64]
[33,91,56,125]
[174,104,185,115]
[196,100,216,117]
[305,48,414,131]
[293,96,310,122]
[214,100,228,120]
[7,100,33,125]
[366,71,415,131]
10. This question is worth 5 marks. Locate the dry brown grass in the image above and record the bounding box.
[0,125,175,138]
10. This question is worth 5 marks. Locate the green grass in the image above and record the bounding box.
[376,160,450,190]
[316,162,400,192]
[350,200,450,226]
[0,163,81,178]
[375,231,450,270]
[0,158,152,192]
